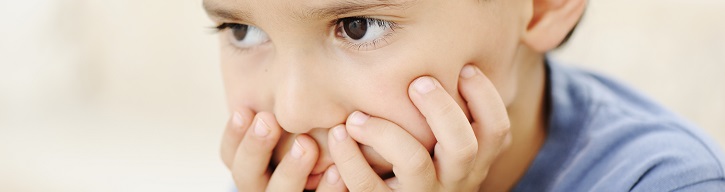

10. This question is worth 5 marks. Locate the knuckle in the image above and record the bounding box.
[433,100,461,118]
[374,121,395,139]
[402,147,433,175]
[488,119,511,154]
[240,137,275,156]
[352,176,379,192]
[276,165,297,180]
[500,133,513,151]
[501,122,511,133]
[240,140,260,155]
[336,151,360,168]
[498,117,512,130]
[492,118,511,138]
[231,172,251,190]
[454,140,478,166]
[474,167,491,181]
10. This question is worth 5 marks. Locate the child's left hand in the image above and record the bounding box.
[326,65,512,192]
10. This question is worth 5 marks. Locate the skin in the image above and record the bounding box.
[208,0,586,191]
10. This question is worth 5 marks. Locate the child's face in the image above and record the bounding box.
[207,0,528,180]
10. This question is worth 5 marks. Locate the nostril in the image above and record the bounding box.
[273,76,348,133]
[273,108,309,133]
[273,100,348,133]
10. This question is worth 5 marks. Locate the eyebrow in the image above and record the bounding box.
[304,0,414,19]
[203,0,414,23]
[203,0,252,22]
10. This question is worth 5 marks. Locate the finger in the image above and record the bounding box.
[458,65,512,177]
[231,112,282,191]
[345,111,437,191]
[328,125,390,192]
[315,165,348,192]
[267,135,320,191]
[384,177,400,191]
[221,109,255,169]
[408,76,478,183]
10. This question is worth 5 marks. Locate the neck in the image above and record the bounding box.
[479,51,548,192]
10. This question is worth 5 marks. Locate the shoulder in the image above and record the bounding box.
[536,59,725,191]
[579,116,725,191]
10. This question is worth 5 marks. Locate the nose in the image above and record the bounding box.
[271,49,347,133]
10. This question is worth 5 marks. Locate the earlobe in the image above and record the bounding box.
[522,0,586,52]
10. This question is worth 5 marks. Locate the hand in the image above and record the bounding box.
[327,65,512,191]
[220,110,347,191]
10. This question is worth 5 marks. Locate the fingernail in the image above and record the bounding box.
[348,111,369,126]
[460,65,476,79]
[333,125,347,141]
[290,138,304,159]
[413,77,436,94]
[386,177,400,189]
[325,165,340,184]
[254,118,270,137]
[232,112,243,130]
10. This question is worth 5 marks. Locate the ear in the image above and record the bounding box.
[522,0,586,52]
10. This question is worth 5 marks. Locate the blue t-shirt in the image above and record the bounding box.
[513,58,725,191]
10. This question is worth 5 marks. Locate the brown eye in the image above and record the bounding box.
[340,18,368,40]
[217,23,270,48]
[229,24,249,41]
[334,17,397,51]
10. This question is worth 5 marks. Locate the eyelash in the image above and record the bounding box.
[333,17,400,51]
[213,23,263,53]
[213,17,401,51]
[214,23,239,32]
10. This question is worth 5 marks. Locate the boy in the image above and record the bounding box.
[204,0,725,191]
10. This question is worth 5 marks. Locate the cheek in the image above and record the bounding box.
[220,47,274,112]
[349,50,466,152]
[433,3,522,107]
[470,25,521,106]
[357,76,437,152]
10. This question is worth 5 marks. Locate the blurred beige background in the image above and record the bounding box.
[0,0,722,191]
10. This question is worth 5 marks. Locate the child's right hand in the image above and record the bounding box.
[220,109,347,191]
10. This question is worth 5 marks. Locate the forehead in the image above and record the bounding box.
[203,0,417,23]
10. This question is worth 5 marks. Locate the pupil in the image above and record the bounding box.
[231,24,248,41]
[344,18,367,40]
